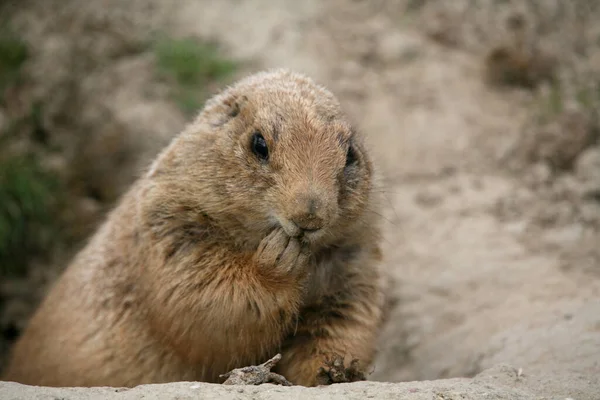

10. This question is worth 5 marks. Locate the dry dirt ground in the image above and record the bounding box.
[1,0,600,399]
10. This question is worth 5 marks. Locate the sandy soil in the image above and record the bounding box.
[1,0,599,399]
[1,363,597,400]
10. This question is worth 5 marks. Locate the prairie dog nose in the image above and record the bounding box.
[290,194,326,231]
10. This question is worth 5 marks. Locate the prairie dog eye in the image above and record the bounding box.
[345,145,358,168]
[251,131,269,161]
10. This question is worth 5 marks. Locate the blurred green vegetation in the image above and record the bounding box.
[0,153,62,276]
[575,83,600,112]
[0,31,63,276]
[0,28,28,99]
[154,36,237,115]
[537,80,600,124]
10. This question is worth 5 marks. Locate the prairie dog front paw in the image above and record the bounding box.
[254,228,310,275]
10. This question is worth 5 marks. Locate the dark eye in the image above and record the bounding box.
[251,132,269,161]
[345,145,357,167]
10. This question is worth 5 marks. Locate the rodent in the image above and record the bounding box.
[2,69,385,387]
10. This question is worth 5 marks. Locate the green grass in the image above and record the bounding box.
[546,82,564,115]
[0,153,61,276]
[0,29,28,98]
[575,83,600,112]
[154,36,236,116]
[0,30,57,276]
[536,79,600,125]
[175,86,205,116]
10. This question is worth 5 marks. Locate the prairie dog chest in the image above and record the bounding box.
[302,246,356,305]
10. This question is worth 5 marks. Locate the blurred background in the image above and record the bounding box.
[0,0,599,395]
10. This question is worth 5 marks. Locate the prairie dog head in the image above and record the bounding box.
[144,69,376,249]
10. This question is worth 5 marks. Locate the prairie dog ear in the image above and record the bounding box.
[199,91,248,127]
[223,94,248,118]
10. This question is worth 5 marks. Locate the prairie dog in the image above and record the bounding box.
[3,69,384,387]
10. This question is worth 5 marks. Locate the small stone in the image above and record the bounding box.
[414,188,444,208]
[579,202,600,226]
[376,31,420,64]
[575,147,600,188]
[524,163,552,187]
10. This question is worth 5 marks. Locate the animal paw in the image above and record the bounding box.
[254,228,310,275]
[315,353,366,385]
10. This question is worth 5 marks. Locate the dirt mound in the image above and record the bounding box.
[0,364,597,400]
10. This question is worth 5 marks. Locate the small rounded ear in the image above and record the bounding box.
[200,92,248,127]
[223,95,245,118]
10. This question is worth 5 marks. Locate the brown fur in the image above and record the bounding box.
[2,69,385,387]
